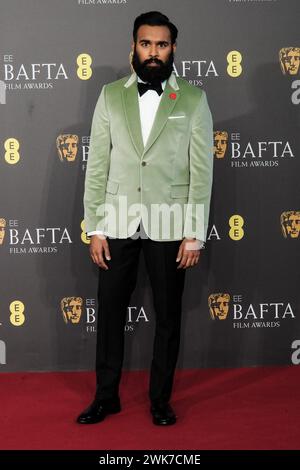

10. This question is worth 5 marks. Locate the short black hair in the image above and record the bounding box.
[133,11,178,45]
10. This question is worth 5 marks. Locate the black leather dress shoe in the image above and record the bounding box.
[76,398,121,424]
[150,402,177,425]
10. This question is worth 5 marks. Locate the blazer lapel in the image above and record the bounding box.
[143,74,180,155]
[122,71,180,157]
[122,76,144,157]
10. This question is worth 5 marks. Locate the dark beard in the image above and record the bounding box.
[131,45,174,85]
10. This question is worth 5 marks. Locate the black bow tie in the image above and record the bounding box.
[137,81,163,97]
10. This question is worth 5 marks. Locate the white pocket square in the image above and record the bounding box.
[168,115,186,119]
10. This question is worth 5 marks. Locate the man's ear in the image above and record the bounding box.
[131,41,135,53]
[172,43,177,54]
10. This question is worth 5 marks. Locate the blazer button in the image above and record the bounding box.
[142,161,147,166]
[137,187,141,192]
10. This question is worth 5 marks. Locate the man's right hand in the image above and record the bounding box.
[89,235,111,270]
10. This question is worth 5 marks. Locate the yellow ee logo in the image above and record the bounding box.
[227,50,242,77]
[81,220,90,245]
[4,138,20,164]
[9,300,25,326]
[77,53,92,80]
[229,214,244,240]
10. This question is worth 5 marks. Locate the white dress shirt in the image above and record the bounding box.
[137,76,166,146]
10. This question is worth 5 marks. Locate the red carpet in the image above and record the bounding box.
[0,366,299,450]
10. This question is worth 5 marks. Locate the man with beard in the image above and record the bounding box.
[78,11,214,426]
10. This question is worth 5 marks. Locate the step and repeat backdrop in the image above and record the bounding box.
[0,0,299,371]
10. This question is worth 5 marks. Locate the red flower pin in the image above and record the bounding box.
[169,92,177,100]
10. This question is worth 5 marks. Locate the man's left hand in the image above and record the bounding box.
[176,238,201,269]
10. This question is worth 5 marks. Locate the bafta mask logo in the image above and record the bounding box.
[279,47,300,75]
[61,297,83,324]
[56,134,79,162]
[208,293,230,320]
[214,131,228,159]
[0,218,6,245]
[281,211,300,239]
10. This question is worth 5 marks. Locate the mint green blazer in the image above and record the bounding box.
[83,71,214,241]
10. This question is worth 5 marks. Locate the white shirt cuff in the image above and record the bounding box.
[87,230,106,239]
[185,239,205,250]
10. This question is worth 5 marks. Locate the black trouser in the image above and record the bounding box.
[95,224,186,405]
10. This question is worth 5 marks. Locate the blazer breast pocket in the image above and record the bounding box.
[168,115,186,120]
